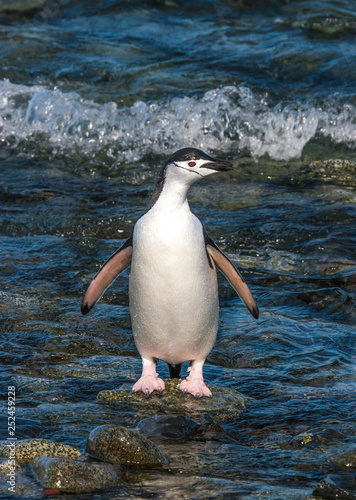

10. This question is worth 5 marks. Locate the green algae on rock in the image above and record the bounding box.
[97,379,246,422]
[0,439,81,463]
[288,427,347,449]
[86,425,168,468]
[32,457,119,494]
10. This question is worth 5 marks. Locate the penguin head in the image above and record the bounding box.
[164,148,233,182]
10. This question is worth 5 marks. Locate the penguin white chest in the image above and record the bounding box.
[129,207,219,364]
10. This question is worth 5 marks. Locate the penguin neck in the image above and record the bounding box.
[149,167,195,213]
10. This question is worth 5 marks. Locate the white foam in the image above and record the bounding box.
[0,79,355,162]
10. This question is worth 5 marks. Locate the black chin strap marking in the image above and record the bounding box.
[173,162,204,178]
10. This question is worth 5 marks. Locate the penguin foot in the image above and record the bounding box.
[132,357,165,396]
[179,377,212,398]
[179,359,212,398]
[132,374,165,396]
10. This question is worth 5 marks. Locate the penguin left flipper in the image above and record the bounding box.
[81,235,133,315]
[205,235,259,319]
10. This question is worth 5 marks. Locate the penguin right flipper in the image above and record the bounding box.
[81,235,133,315]
[205,235,259,319]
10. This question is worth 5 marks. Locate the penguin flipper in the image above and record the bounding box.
[81,235,133,315]
[205,236,259,319]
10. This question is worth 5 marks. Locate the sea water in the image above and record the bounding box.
[0,1,355,498]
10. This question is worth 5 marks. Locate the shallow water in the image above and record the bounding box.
[0,0,355,498]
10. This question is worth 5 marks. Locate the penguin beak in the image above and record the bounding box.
[201,157,234,172]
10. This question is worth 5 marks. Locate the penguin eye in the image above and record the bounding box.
[188,161,196,167]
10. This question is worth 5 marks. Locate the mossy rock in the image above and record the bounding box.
[303,16,356,37]
[86,425,168,468]
[288,427,347,449]
[32,457,119,493]
[0,439,81,463]
[0,458,20,474]
[97,379,246,422]
[285,159,356,187]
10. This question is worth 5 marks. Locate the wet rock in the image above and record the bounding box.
[32,457,119,494]
[0,458,20,474]
[0,439,81,463]
[0,0,47,13]
[41,355,135,380]
[0,470,41,497]
[137,415,200,440]
[298,288,356,322]
[313,473,356,499]
[86,425,168,468]
[282,159,356,187]
[303,16,356,37]
[44,334,121,358]
[97,379,246,423]
[289,427,347,449]
[331,448,356,469]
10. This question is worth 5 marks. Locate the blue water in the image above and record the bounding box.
[0,1,355,498]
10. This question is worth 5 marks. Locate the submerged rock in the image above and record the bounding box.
[0,415,43,439]
[0,439,81,463]
[331,448,356,469]
[282,159,356,187]
[137,415,200,440]
[32,457,119,494]
[86,425,168,468]
[303,16,356,37]
[0,0,47,12]
[313,473,356,499]
[289,427,347,449]
[0,470,41,497]
[97,379,246,422]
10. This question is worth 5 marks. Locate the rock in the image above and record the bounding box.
[0,470,41,497]
[137,415,200,440]
[41,355,135,380]
[303,16,356,37]
[289,427,347,449]
[331,448,356,469]
[86,425,168,468]
[313,473,356,499]
[97,379,246,422]
[282,159,356,187]
[32,457,119,494]
[0,0,47,12]
[0,458,20,474]
[0,439,81,463]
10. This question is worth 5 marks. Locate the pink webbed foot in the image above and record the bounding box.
[179,377,212,398]
[132,357,165,397]
[132,374,165,397]
[179,360,212,399]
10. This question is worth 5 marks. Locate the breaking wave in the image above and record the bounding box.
[0,79,355,163]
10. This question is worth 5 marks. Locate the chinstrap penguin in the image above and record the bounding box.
[82,148,259,398]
